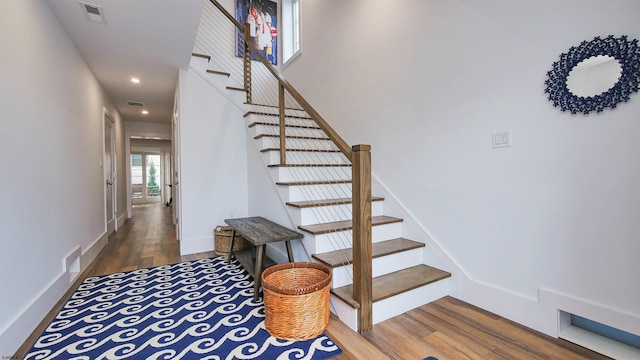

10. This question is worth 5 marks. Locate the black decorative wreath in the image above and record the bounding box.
[544,35,640,115]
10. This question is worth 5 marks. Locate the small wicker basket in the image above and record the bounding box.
[261,262,332,340]
[214,226,249,257]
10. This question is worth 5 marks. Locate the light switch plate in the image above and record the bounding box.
[492,130,511,148]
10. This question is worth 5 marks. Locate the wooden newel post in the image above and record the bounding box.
[352,144,372,333]
[243,23,252,103]
[279,83,286,165]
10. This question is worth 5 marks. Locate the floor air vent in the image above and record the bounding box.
[559,311,640,359]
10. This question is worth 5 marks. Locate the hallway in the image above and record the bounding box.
[90,204,215,276]
[15,205,215,357]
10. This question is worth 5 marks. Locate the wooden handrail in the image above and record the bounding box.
[208,0,352,159]
[246,47,353,158]
[209,0,243,30]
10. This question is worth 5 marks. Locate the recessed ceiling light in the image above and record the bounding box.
[131,78,140,84]
[142,110,149,115]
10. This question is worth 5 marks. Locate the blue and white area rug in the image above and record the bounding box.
[25,257,342,359]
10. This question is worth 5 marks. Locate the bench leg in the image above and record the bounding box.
[254,244,265,302]
[227,229,236,264]
[285,241,294,262]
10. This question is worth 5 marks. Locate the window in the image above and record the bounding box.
[131,153,162,204]
[282,0,301,64]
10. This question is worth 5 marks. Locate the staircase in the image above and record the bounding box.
[188,0,452,333]
[249,109,451,329]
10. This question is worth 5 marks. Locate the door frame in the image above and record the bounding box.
[124,123,172,218]
[103,109,117,234]
[130,152,163,205]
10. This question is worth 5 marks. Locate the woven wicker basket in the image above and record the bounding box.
[261,262,332,340]
[214,226,249,257]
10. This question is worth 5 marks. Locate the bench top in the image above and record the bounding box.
[224,216,303,246]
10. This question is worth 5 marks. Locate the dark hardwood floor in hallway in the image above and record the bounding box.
[16,204,611,360]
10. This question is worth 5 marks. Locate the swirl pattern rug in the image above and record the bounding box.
[25,257,342,359]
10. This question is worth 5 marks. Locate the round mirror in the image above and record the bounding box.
[566,55,622,98]
[544,35,640,115]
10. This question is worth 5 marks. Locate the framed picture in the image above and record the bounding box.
[235,0,278,65]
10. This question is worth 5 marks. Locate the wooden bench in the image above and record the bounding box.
[225,216,303,301]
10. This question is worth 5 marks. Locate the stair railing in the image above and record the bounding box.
[207,0,373,333]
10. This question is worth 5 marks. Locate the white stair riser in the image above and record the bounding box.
[245,115,319,129]
[313,222,403,253]
[249,124,327,139]
[189,55,210,71]
[255,136,337,151]
[227,88,248,103]
[278,183,353,202]
[262,150,349,166]
[330,279,450,332]
[330,295,358,331]
[372,279,450,324]
[270,166,351,183]
[300,233,318,255]
[189,56,234,89]
[291,201,384,225]
[330,248,424,288]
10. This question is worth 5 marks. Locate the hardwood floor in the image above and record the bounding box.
[15,204,611,360]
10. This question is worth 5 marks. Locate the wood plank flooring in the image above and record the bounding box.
[15,204,611,360]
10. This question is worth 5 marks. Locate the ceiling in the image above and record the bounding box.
[45,0,205,124]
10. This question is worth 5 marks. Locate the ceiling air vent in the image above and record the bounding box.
[127,101,145,107]
[79,2,106,24]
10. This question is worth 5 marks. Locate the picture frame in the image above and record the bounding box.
[235,0,278,65]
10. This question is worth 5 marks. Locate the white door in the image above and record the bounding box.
[104,116,116,234]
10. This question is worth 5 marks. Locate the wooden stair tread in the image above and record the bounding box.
[325,314,391,359]
[260,148,342,153]
[244,111,312,120]
[331,265,452,309]
[299,215,403,235]
[312,238,424,268]
[268,163,351,168]
[276,180,352,186]
[287,196,384,208]
[206,69,231,77]
[245,102,305,111]
[248,121,320,130]
[254,134,330,140]
[191,52,210,61]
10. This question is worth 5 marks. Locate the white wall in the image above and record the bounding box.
[177,68,249,255]
[0,0,125,354]
[283,0,640,338]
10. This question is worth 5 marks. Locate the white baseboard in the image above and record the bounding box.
[116,211,127,230]
[0,270,68,356]
[82,232,109,271]
[0,232,108,356]
[180,235,214,256]
[459,278,640,344]
[459,278,554,336]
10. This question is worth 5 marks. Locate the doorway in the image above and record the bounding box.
[131,152,163,205]
[104,113,116,234]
